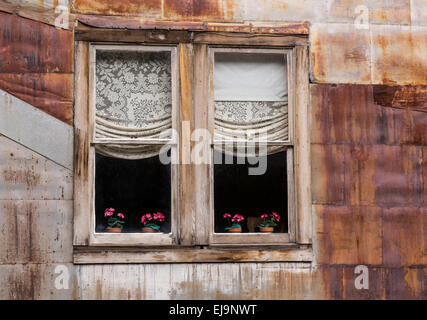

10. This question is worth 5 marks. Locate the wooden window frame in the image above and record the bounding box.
[73,29,312,264]
[87,44,180,246]
[207,47,295,245]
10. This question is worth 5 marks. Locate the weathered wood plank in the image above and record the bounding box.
[193,33,308,46]
[178,43,195,246]
[74,247,313,264]
[294,46,312,244]
[76,14,309,34]
[193,44,210,245]
[0,200,73,264]
[75,27,191,43]
[73,41,90,246]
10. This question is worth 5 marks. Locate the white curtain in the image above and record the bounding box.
[214,52,288,157]
[95,50,172,159]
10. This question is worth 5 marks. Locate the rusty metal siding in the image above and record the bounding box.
[0,12,73,124]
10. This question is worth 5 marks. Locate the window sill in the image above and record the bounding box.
[73,245,313,264]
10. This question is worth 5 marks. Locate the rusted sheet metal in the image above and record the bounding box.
[332,266,426,300]
[76,15,309,34]
[373,85,427,113]
[0,0,72,30]
[344,145,422,206]
[311,144,346,204]
[71,0,161,16]
[311,23,427,85]
[311,84,427,146]
[371,25,427,85]
[314,205,383,265]
[327,0,411,25]
[310,23,371,84]
[0,12,73,73]
[71,0,414,26]
[0,12,73,125]
[0,73,73,124]
[382,207,425,267]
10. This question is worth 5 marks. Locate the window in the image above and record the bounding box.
[210,48,295,245]
[73,30,311,263]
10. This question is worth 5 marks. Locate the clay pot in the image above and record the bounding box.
[260,227,274,233]
[142,227,157,233]
[228,228,242,233]
[106,227,122,233]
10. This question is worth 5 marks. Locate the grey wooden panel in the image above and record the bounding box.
[0,263,76,300]
[0,135,73,200]
[0,89,73,170]
[76,262,314,299]
[0,200,73,264]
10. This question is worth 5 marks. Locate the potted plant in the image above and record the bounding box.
[223,213,245,233]
[141,212,165,233]
[104,208,125,233]
[258,212,280,233]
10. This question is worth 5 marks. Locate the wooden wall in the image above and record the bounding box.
[0,0,426,299]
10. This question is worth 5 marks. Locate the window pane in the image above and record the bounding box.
[95,152,171,233]
[95,49,173,159]
[214,51,289,144]
[214,151,288,233]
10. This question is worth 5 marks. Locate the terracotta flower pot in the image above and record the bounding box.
[260,227,274,233]
[106,227,122,233]
[228,228,242,233]
[142,227,157,233]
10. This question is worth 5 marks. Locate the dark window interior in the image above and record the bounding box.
[214,150,288,233]
[95,152,171,233]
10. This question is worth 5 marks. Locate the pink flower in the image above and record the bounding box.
[223,213,231,218]
[145,213,153,221]
[261,213,269,219]
[272,212,280,222]
[104,208,115,217]
[154,212,165,221]
[117,213,125,219]
[232,214,244,223]
[141,215,146,225]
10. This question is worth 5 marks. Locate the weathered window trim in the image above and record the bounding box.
[207,46,296,246]
[73,29,312,264]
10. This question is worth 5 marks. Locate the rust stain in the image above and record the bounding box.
[2,168,41,188]
[71,0,161,16]
[0,73,73,125]
[0,12,73,73]
[0,12,73,125]
[373,85,427,113]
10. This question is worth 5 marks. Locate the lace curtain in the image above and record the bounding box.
[214,52,288,157]
[95,50,172,159]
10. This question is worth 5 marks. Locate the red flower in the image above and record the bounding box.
[117,213,125,219]
[272,212,280,222]
[232,214,244,223]
[104,208,115,217]
[261,213,269,219]
[223,213,231,218]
